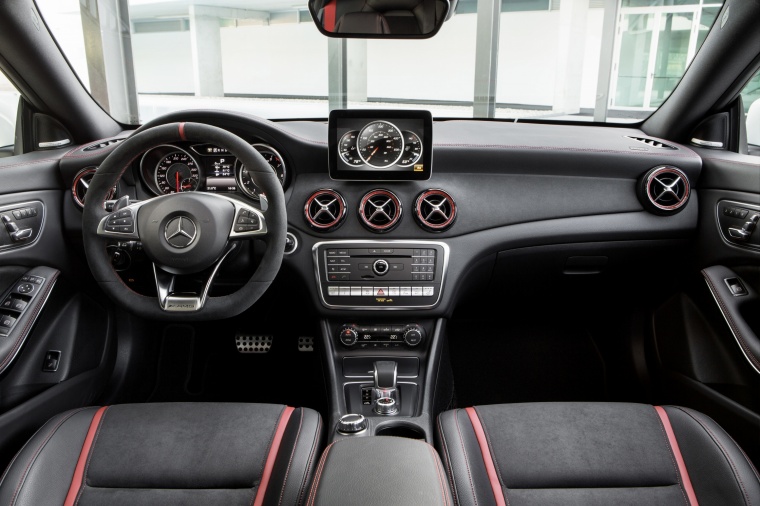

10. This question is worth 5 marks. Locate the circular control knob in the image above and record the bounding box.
[403,325,423,347]
[372,259,389,276]
[338,326,358,347]
[337,413,367,434]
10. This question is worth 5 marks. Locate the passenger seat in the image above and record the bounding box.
[437,402,760,505]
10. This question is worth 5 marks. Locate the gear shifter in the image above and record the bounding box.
[372,361,399,415]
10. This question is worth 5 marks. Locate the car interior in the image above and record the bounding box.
[0,0,759,504]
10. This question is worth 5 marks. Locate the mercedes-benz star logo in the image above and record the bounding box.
[164,216,197,248]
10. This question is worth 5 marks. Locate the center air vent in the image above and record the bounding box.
[304,189,347,231]
[414,189,457,232]
[72,167,115,208]
[637,166,690,215]
[359,189,402,233]
[626,136,677,150]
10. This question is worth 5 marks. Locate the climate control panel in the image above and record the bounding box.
[338,323,425,349]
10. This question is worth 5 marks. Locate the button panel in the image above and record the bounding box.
[0,201,44,252]
[717,200,760,251]
[316,242,447,309]
[0,273,46,336]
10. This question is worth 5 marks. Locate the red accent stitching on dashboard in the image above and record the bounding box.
[64,406,108,506]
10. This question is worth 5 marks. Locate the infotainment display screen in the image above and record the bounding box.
[328,109,433,181]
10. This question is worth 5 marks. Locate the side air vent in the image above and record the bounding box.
[72,167,115,208]
[359,189,402,233]
[414,189,457,232]
[83,138,124,151]
[626,136,677,150]
[304,189,347,231]
[637,166,690,215]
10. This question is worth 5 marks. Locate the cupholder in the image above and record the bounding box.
[375,423,425,440]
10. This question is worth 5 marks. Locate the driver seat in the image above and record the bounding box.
[0,403,322,506]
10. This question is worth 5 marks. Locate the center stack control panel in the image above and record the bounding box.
[313,241,449,309]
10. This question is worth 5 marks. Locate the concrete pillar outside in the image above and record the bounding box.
[189,5,224,97]
[552,0,589,115]
[347,39,367,103]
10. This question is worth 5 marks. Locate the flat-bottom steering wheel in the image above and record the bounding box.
[82,122,286,321]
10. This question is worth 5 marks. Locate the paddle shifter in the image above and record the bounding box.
[372,360,399,415]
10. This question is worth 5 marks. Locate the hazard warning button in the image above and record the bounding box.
[374,287,389,296]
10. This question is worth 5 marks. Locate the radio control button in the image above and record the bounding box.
[389,287,400,296]
[351,287,361,296]
[412,287,423,296]
[361,287,373,296]
[358,264,371,271]
[328,286,339,296]
[400,287,412,296]
[339,287,351,296]
[423,287,434,296]
[390,263,403,271]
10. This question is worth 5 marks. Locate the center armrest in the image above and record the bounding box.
[307,436,453,506]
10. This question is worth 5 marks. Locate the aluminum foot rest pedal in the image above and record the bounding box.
[235,334,273,353]
[298,336,314,352]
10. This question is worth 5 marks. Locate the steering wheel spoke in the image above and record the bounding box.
[153,241,239,312]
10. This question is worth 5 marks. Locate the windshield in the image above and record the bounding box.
[36,0,723,125]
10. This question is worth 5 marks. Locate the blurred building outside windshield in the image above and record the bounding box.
[35,0,723,125]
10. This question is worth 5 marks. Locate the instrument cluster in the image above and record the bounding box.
[138,142,287,200]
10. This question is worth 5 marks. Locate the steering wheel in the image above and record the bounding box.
[82,122,286,321]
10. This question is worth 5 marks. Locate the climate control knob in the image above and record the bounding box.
[338,325,358,347]
[403,325,424,347]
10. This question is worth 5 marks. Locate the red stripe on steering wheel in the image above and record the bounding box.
[178,122,187,141]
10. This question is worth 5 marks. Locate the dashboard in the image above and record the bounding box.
[56,110,703,318]
[137,142,288,200]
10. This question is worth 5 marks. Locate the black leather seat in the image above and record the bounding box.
[0,403,322,506]
[437,402,760,506]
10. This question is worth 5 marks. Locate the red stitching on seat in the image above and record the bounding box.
[277,408,304,506]
[465,408,507,506]
[253,406,295,506]
[64,406,108,506]
[653,406,697,506]
[306,441,335,506]
[428,443,450,506]
[436,415,460,504]
[297,415,322,506]
[7,408,90,506]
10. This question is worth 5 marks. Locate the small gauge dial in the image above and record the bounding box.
[398,131,423,167]
[155,151,200,194]
[357,121,404,168]
[236,144,287,200]
[339,130,363,166]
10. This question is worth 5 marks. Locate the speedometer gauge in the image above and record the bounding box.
[339,130,363,166]
[357,121,404,168]
[235,144,287,200]
[155,150,200,194]
[398,131,422,166]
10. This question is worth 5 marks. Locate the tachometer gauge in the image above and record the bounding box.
[155,150,200,194]
[398,131,423,167]
[235,144,287,200]
[339,130,363,166]
[357,121,404,168]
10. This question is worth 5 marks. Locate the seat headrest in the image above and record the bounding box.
[334,12,391,33]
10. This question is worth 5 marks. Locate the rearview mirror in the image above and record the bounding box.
[308,0,455,38]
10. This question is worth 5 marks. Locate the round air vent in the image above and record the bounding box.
[637,166,690,215]
[359,189,402,233]
[72,167,115,208]
[304,189,347,231]
[414,189,457,232]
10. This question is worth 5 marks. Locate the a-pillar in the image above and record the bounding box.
[189,5,224,97]
[552,0,589,115]
[80,0,139,123]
